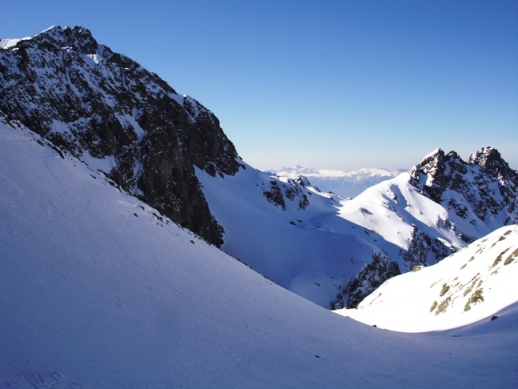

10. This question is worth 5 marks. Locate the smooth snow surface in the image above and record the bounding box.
[337,225,518,332]
[196,164,378,307]
[2,123,518,387]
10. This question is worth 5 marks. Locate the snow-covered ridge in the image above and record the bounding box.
[338,224,518,332]
[330,147,517,308]
[2,26,517,313]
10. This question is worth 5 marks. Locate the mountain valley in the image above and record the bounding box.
[1,25,517,387]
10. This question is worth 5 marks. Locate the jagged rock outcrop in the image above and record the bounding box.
[263,181,286,210]
[331,252,401,309]
[405,147,518,261]
[284,179,310,210]
[409,147,518,225]
[263,178,310,211]
[402,226,456,270]
[0,26,243,245]
[331,147,517,308]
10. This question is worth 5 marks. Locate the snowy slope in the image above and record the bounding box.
[337,149,518,271]
[199,150,517,309]
[274,166,404,198]
[337,172,465,265]
[196,164,387,307]
[2,120,518,388]
[337,225,518,333]
[327,150,518,308]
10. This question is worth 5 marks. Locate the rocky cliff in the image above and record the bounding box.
[0,26,242,245]
[409,147,518,240]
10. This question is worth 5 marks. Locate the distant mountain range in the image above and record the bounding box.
[273,166,405,198]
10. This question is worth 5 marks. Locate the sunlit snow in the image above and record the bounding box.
[337,225,518,332]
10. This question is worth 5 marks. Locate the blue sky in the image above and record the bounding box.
[1,1,517,170]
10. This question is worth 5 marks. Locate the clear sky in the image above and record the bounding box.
[1,0,517,171]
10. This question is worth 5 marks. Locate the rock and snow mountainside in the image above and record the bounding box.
[2,115,518,388]
[198,148,518,309]
[2,26,517,311]
[196,165,393,307]
[0,25,242,246]
[338,225,518,333]
[274,166,404,198]
[410,147,518,232]
[332,148,518,308]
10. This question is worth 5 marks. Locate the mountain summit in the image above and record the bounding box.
[409,147,518,228]
[196,144,517,309]
[0,25,242,245]
[330,147,518,307]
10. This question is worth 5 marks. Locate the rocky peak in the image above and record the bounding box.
[409,148,466,203]
[33,25,99,53]
[409,147,517,225]
[469,147,513,179]
[412,148,446,174]
[0,25,243,245]
[292,175,313,188]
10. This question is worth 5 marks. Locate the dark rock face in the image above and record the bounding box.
[407,147,518,259]
[263,181,286,210]
[402,226,456,270]
[284,179,310,210]
[0,26,242,245]
[262,179,310,211]
[409,147,518,224]
[402,226,432,269]
[331,252,400,309]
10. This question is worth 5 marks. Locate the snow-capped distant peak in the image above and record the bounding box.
[273,166,404,198]
[275,166,403,178]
